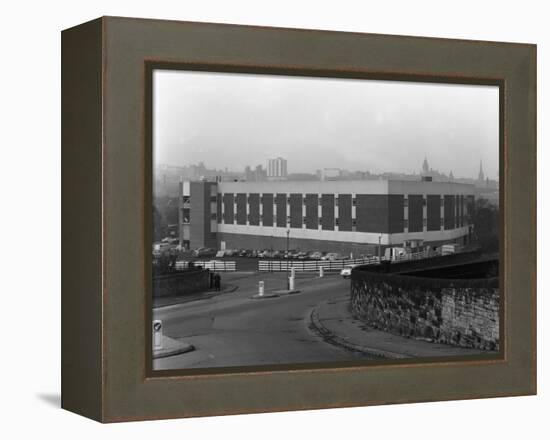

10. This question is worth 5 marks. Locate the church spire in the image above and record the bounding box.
[478,160,485,182]
[422,156,430,175]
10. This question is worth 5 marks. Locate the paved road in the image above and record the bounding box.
[153,272,376,370]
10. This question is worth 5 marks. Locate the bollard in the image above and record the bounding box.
[289,276,295,291]
[153,320,163,350]
[258,281,265,297]
[319,266,324,278]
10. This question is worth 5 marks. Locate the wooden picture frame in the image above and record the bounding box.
[61,16,536,422]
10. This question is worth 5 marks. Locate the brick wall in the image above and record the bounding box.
[350,268,499,350]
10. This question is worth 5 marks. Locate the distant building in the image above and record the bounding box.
[478,160,485,183]
[254,164,267,181]
[320,168,341,181]
[244,165,254,181]
[267,157,288,180]
[422,156,430,175]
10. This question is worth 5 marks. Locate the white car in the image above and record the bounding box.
[340,264,358,278]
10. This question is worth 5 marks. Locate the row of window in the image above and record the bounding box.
[217,215,466,229]
[217,195,470,208]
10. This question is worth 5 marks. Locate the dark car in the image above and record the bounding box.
[239,249,253,257]
[193,247,217,258]
[272,250,284,259]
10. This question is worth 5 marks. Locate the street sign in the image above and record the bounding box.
[153,319,163,349]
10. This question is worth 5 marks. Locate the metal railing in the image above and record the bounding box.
[258,250,442,272]
[175,260,237,272]
[258,257,379,272]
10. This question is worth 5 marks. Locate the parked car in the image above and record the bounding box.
[296,251,309,260]
[309,251,323,260]
[193,247,217,258]
[239,249,252,257]
[322,252,343,261]
[283,250,299,259]
[340,264,359,278]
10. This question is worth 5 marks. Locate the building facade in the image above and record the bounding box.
[267,157,288,180]
[179,179,475,255]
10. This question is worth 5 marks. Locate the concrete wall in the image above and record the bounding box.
[217,231,378,256]
[153,269,210,297]
[350,264,499,350]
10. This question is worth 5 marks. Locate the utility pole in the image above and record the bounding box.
[378,234,382,262]
[286,228,290,289]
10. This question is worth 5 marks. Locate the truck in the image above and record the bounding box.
[441,243,463,255]
[384,247,407,261]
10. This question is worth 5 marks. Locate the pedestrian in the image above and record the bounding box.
[209,271,214,289]
[215,273,221,291]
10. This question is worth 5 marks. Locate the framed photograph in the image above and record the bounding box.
[62,16,536,422]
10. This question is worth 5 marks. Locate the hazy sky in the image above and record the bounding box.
[153,70,499,179]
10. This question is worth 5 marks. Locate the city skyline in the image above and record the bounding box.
[155,155,498,183]
[153,70,499,180]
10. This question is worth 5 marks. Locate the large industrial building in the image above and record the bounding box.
[178,179,475,256]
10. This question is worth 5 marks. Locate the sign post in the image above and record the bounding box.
[153,320,163,350]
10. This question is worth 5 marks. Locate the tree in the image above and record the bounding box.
[472,198,499,253]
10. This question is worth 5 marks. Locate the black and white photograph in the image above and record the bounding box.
[151,69,500,371]
[3,0,544,434]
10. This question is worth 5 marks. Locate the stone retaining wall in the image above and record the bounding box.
[350,268,499,350]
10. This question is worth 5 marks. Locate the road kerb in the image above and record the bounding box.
[153,335,195,359]
[308,307,409,360]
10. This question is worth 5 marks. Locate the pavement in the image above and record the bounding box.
[309,297,488,359]
[153,335,195,359]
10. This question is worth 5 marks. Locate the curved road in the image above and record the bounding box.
[153,272,376,370]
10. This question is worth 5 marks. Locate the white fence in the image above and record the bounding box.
[257,250,441,272]
[175,260,236,272]
[258,257,378,272]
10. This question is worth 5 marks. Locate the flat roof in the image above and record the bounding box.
[212,179,475,195]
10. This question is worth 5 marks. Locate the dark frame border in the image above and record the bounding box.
[61,16,536,422]
[144,61,506,378]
